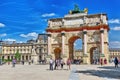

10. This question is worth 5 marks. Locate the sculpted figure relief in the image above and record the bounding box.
[88,32,100,42]
[32,46,37,55]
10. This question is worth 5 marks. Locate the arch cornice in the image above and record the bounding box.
[46,24,109,33]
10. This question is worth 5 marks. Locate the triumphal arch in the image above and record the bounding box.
[46,6,109,64]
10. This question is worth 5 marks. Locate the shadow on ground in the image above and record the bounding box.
[98,66,119,70]
[75,66,120,79]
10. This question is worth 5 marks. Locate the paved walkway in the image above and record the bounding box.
[75,64,120,80]
[0,63,120,80]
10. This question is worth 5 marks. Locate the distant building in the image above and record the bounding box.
[109,48,120,60]
[35,34,48,61]
[0,34,48,64]
[1,43,33,61]
[74,48,120,62]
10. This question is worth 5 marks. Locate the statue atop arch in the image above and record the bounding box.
[69,4,88,14]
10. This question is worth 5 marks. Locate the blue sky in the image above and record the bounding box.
[0,0,120,48]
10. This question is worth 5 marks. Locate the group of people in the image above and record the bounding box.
[49,58,71,70]
[92,58,107,65]
[10,57,120,69]
[11,59,34,67]
[21,59,34,65]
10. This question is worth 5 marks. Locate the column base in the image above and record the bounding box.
[31,55,39,64]
[83,54,88,64]
[61,54,67,58]
[100,54,105,57]
[83,54,88,57]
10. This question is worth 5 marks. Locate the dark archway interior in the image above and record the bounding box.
[54,47,61,59]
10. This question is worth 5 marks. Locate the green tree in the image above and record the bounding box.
[15,50,21,61]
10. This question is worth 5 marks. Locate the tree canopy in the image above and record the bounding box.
[15,50,21,61]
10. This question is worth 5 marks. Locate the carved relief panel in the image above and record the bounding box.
[88,31,100,42]
[52,33,62,44]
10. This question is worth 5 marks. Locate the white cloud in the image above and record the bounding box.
[0,23,5,27]
[20,34,27,38]
[20,32,38,39]
[109,41,120,48]
[108,19,120,24]
[111,26,120,30]
[41,13,56,17]
[4,38,16,42]
[0,33,7,37]
[17,41,24,43]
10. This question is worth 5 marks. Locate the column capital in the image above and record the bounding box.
[100,30,104,33]
[83,31,87,34]
[83,29,87,34]
[61,32,65,36]
[100,28,104,33]
[61,31,65,36]
[47,34,51,37]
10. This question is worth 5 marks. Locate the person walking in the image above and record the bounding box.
[31,59,34,64]
[66,58,71,70]
[21,60,24,65]
[54,59,58,70]
[28,60,31,65]
[114,57,118,68]
[12,59,16,67]
[49,58,54,70]
[60,58,64,69]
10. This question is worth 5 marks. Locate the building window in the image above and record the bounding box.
[22,56,24,60]
[2,56,4,60]
[8,56,10,60]
[29,56,31,60]
[11,56,13,60]
[26,56,28,61]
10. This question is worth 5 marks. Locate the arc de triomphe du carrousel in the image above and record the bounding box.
[46,5,109,64]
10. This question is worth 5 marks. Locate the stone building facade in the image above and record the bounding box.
[0,34,48,64]
[35,34,48,62]
[1,43,33,61]
[109,48,120,61]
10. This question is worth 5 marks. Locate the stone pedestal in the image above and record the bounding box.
[83,54,88,64]
[31,55,39,64]
[61,54,67,64]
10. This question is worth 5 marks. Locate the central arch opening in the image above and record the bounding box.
[90,47,100,64]
[74,39,82,60]
[68,36,82,60]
